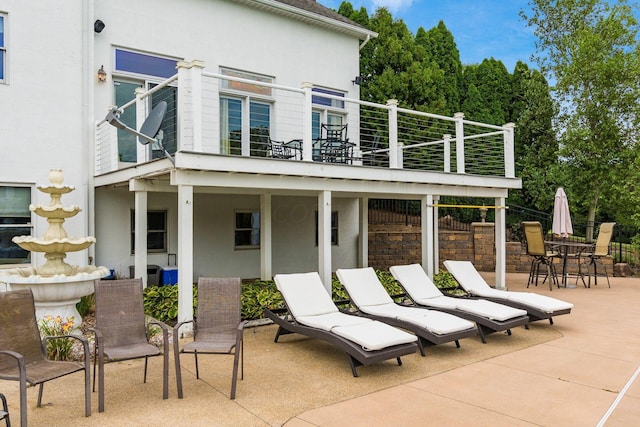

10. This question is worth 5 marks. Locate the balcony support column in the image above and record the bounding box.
[260,193,272,280]
[421,195,434,277]
[495,197,506,290]
[318,191,332,292]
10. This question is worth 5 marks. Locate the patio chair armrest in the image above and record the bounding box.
[237,320,249,333]
[148,320,169,352]
[0,350,26,381]
[173,319,195,335]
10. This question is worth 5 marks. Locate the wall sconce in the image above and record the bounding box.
[352,76,363,85]
[94,19,105,33]
[97,65,107,83]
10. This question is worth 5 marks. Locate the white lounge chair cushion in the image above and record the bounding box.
[444,260,574,314]
[274,272,338,318]
[360,302,475,335]
[296,311,371,331]
[332,321,417,351]
[389,264,444,300]
[420,296,527,321]
[336,267,394,306]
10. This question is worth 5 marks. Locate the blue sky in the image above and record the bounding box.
[318,0,536,71]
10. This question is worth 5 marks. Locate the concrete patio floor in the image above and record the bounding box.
[1,272,639,426]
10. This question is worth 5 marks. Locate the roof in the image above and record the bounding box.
[231,0,377,41]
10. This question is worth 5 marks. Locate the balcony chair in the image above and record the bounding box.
[522,221,560,290]
[578,222,615,288]
[318,123,353,163]
[269,139,296,160]
[90,278,169,413]
[173,277,247,400]
[0,289,91,427]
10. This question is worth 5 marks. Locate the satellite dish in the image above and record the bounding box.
[138,101,167,145]
[104,100,174,164]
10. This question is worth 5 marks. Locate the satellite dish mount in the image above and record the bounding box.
[104,101,173,164]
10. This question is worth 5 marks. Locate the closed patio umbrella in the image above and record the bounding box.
[552,187,573,238]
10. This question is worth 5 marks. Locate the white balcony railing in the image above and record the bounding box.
[95,60,515,178]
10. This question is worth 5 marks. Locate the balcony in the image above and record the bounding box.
[95,60,518,192]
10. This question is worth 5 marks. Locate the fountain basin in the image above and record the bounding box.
[0,266,110,325]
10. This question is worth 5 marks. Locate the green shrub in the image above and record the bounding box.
[140,270,464,323]
[241,280,283,320]
[143,284,197,323]
[76,293,95,316]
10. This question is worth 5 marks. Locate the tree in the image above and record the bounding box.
[509,63,559,210]
[523,0,640,240]
[415,21,463,115]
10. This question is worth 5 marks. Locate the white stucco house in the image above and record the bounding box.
[0,0,521,322]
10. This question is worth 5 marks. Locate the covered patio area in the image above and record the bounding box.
[1,272,638,426]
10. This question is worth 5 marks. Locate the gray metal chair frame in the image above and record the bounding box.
[523,221,560,290]
[173,277,247,400]
[90,279,169,413]
[0,289,90,427]
[577,222,615,288]
[0,392,9,426]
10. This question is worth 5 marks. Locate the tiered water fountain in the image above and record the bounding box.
[0,169,109,323]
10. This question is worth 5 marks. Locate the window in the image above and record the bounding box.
[315,211,339,246]
[0,186,32,265]
[115,49,178,79]
[0,13,6,83]
[312,87,346,139]
[130,210,167,253]
[235,211,260,249]
[113,49,180,163]
[220,68,273,156]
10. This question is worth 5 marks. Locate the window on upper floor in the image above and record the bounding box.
[312,87,346,140]
[235,211,260,249]
[0,186,32,266]
[113,49,179,163]
[0,13,7,83]
[130,210,167,254]
[220,68,274,157]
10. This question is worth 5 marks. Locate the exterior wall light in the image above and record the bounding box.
[97,65,107,83]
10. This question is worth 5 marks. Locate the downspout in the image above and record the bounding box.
[83,0,97,266]
[359,34,371,51]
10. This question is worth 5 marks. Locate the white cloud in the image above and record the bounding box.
[371,0,415,14]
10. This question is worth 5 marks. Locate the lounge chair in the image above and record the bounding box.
[336,268,477,355]
[443,260,573,324]
[264,272,418,377]
[389,264,529,343]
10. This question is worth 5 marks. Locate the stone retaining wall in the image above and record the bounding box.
[369,222,616,274]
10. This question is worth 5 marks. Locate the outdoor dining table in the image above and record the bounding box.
[545,240,594,288]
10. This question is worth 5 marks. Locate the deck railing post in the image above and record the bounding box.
[503,122,515,178]
[387,99,399,168]
[135,87,147,163]
[190,60,205,152]
[443,134,451,173]
[454,112,465,174]
[301,82,313,162]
